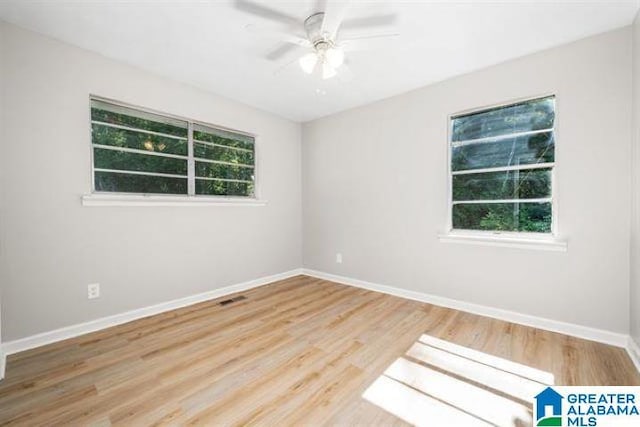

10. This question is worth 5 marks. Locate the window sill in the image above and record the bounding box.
[81,194,268,207]
[438,232,567,252]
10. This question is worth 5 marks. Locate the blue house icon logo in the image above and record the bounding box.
[535,387,564,426]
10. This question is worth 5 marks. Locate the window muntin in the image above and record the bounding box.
[449,96,555,234]
[90,99,255,197]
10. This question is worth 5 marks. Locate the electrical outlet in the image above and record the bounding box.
[336,253,343,264]
[88,283,100,299]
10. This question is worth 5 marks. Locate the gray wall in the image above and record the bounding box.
[0,22,302,341]
[1,19,637,343]
[303,28,633,334]
[632,12,640,345]
[0,20,4,351]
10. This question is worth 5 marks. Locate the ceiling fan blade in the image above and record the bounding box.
[340,33,400,52]
[312,0,327,14]
[234,0,299,26]
[341,14,398,31]
[266,43,304,61]
[341,32,400,42]
[273,55,303,76]
[321,0,351,39]
[244,24,311,47]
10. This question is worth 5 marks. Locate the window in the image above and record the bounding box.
[90,98,256,198]
[449,96,555,234]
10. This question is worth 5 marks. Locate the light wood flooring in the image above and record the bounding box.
[0,275,638,426]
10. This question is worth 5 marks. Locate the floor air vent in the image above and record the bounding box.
[219,295,247,306]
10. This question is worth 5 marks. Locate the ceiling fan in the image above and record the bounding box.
[235,0,399,80]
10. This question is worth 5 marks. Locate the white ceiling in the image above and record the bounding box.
[0,1,638,122]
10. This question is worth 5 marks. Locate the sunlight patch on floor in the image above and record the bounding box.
[407,342,542,402]
[418,335,555,385]
[363,334,554,426]
[363,375,493,427]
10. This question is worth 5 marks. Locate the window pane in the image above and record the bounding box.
[195,161,253,181]
[90,99,258,198]
[91,100,188,138]
[91,123,188,156]
[94,148,187,175]
[193,124,254,151]
[194,142,254,165]
[453,168,551,201]
[452,131,554,172]
[452,97,555,142]
[195,179,253,197]
[452,202,551,232]
[95,172,187,194]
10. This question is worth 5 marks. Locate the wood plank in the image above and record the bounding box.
[0,275,636,426]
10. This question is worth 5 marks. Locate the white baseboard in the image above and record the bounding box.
[3,269,303,356]
[627,337,640,373]
[302,269,629,348]
[3,267,637,376]
[0,346,5,380]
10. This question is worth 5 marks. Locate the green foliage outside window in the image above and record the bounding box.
[451,96,555,233]
[193,124,255,197]
[90,99,255,197]
[452,203,552,233]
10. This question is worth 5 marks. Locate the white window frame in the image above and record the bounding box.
[440,94,566,251]
[83,95,266,207]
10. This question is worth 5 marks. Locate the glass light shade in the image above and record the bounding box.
[299,53,318,74]
[325,47,345,68]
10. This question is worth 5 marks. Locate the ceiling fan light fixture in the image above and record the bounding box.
[299,52,318,74]
[322,62,337,80]
[325,47,344,68]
